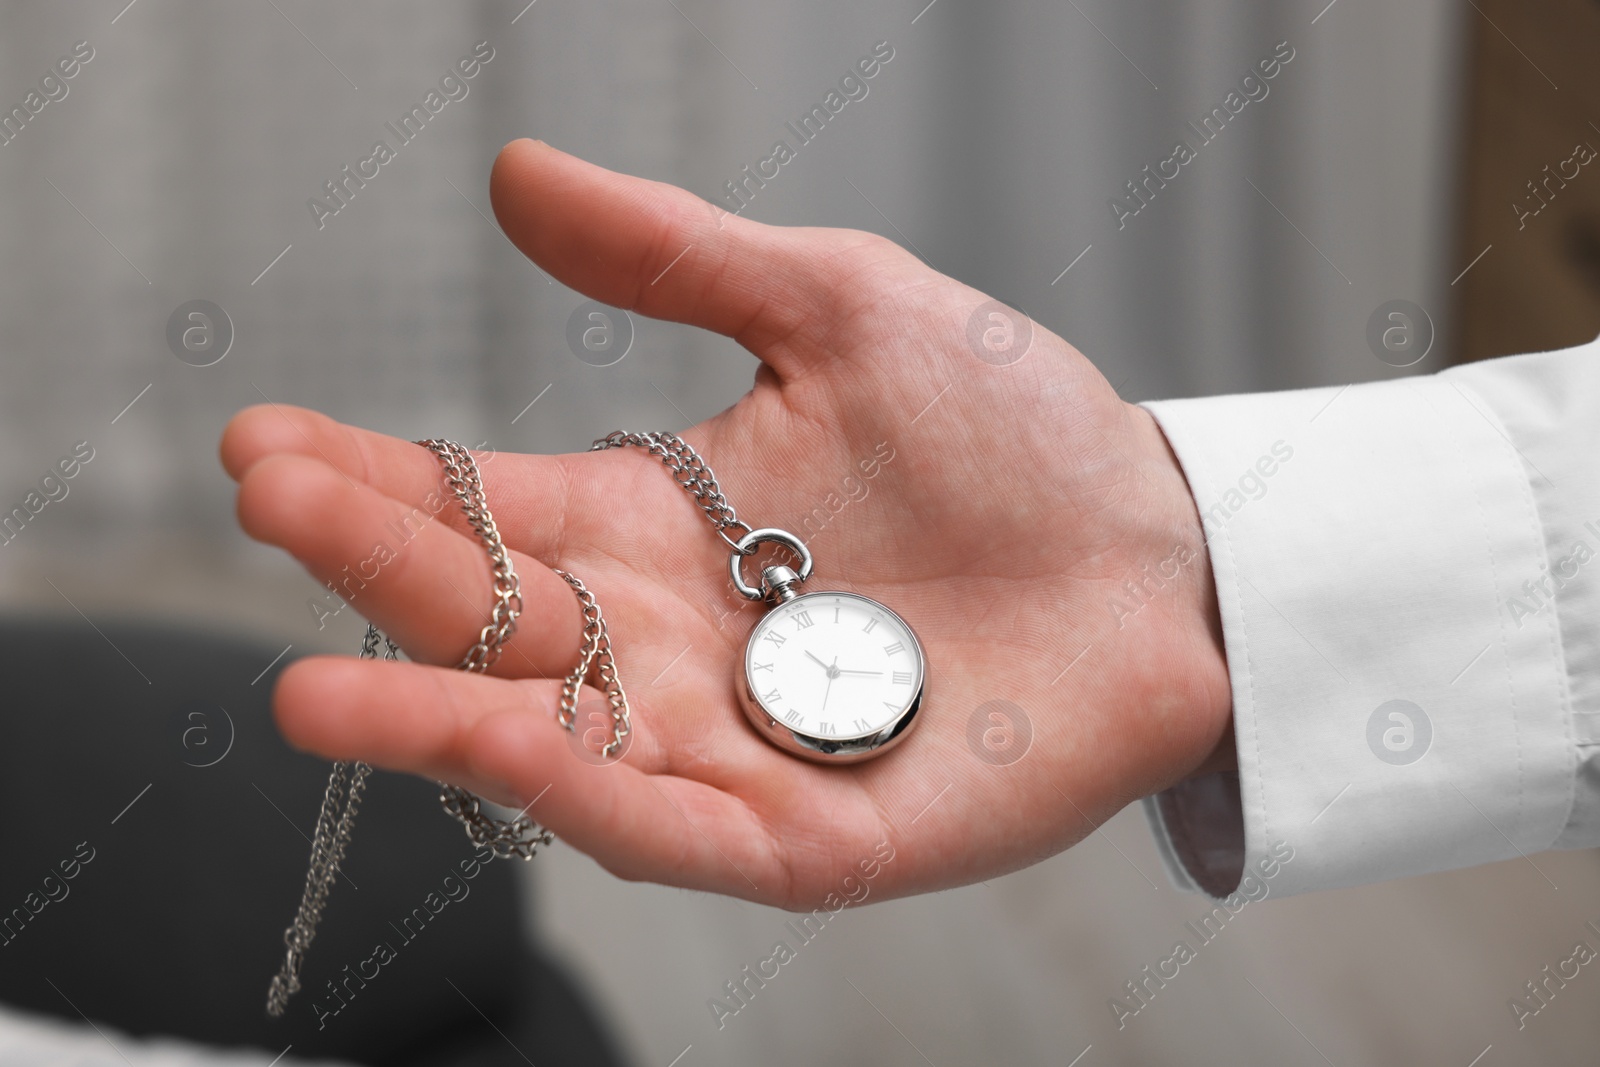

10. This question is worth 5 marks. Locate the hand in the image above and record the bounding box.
[220,139,1233,909]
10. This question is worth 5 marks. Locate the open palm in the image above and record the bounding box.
[221,139,1232,910]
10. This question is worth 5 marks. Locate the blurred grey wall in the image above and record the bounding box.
[9,2,1596,1066]
[0,0,1465,638]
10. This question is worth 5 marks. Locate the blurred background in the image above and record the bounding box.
[2,0,1599,1064]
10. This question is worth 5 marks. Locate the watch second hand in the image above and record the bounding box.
[820,656,837,714]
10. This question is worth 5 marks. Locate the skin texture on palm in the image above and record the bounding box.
[220,139,1234,912]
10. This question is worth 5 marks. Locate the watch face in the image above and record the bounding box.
[742,591,925,748]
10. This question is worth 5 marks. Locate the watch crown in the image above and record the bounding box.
[762,565,802,602]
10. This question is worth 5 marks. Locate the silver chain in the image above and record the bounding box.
[556,569,632,758]
[426,440,524,675]
[590,431,812,603]
[265,626,393,1018]
[266,440,628,1018]
[591,431,754,551]
[422,438,559,861]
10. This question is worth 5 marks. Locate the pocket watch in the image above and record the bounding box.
[732,530,926,763]
[588,433,928,764]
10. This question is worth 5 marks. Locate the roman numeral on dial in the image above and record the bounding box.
[883,641,905,656]
[793,611,813,630]
[765,631,787,647]
[862,618,878,634]
[893,671,913,685]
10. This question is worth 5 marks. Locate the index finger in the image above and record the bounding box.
[220,401,574,563]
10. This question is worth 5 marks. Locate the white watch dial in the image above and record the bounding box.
[744,592,924,739]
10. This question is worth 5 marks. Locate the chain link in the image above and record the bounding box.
[418,439,563,861]
[265,626,393,1018]
[592,431,816,603]
[591,431,754,552]
[556,569,632,758]
[424,439,523,674]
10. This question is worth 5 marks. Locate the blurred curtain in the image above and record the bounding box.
[0,0,1463,629]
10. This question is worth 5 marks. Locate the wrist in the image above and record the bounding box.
[1123,402,1236,779]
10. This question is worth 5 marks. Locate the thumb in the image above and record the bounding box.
[488,138,878,371]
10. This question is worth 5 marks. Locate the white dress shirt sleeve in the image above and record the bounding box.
[1138,336,1600,898]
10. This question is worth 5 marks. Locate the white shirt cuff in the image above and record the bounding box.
[1139,352,1588,897]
